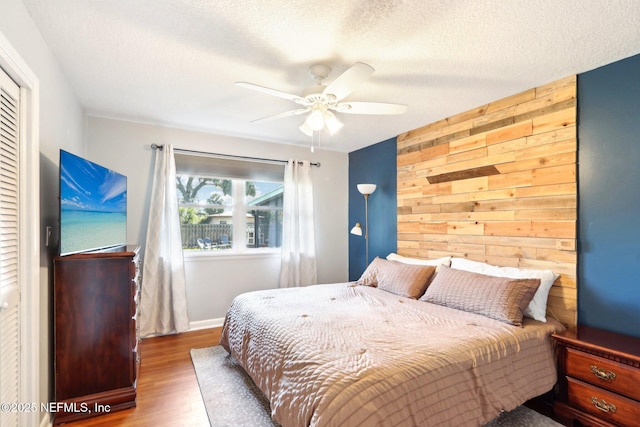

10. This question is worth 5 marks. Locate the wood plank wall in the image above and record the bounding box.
[396,76,577,328]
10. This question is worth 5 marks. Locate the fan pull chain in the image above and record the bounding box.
[311,131,319,152]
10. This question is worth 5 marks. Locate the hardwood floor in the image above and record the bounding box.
[60,328,221,426]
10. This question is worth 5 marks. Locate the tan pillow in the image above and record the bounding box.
[357,257,436,299]
[420,266,540,326]
[450,257,558,322]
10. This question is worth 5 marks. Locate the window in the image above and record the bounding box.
[174,153,284,254]
[245,180,283,249]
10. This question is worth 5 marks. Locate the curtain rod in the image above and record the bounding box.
[150,144,320,167]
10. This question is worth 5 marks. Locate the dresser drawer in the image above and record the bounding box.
[566,348,640,401]
[567,377,640,427]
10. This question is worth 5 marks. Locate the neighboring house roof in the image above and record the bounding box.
[248,186,283,206]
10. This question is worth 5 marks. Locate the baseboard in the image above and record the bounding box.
[189,318,225,331]
[141,318,224,339]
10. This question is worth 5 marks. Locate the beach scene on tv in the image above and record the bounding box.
[60,150,127,255]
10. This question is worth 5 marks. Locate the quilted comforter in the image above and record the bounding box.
[219,283,563,427]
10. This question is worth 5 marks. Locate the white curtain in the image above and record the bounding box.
[140,144,189,336]
[280,160,317,287]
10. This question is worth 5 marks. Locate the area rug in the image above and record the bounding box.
[191,346,563,427]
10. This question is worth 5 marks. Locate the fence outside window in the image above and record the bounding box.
[181,223,232,249]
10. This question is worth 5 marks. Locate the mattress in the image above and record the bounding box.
[220,282,563,427]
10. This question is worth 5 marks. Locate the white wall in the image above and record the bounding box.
[184,253,282,325]
[86,116,349,324]
[1,0,85,423]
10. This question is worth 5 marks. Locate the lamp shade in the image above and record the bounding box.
[306,109,325,131]
[323,111,343,135]
[299,121,313,136]
[357,184,377,195]
[350,222,363,236]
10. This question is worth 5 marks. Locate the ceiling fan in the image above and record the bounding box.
[236,62,407,137]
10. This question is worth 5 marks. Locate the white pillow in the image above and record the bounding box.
[450,258,559,322]
[386,253,452,268]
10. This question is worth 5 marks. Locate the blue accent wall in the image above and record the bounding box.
[578,54,640,338]
[348,138,397,281]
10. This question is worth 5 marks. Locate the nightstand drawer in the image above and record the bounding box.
[567,377,640,427]
[566,347,640,401]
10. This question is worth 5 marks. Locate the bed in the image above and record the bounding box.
[219,256,565,427]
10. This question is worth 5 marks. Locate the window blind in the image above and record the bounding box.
[0,67,20,427]
[174,152,285,182]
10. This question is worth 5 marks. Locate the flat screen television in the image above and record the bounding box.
[59,150,127,256]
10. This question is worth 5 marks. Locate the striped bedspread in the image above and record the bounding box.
[220,283,563,427]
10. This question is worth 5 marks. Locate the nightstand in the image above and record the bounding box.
[553,326,640,426]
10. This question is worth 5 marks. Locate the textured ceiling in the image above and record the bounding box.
[21,0,640,152]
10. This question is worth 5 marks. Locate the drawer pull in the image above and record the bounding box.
[590,365,616,381]
[591,397,617,413]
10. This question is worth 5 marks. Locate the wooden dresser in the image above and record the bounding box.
[53,245,141,424]
[553,325,640,426]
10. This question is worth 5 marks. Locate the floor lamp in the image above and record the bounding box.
[350,184,376,267]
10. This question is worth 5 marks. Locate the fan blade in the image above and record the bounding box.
[251,108,309,123]
[335,102,407,115]
[236,82,307,104]
[322,62,374,102]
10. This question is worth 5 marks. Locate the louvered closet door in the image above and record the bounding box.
[0,67,21,427]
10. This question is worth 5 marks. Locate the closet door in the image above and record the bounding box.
[0,67,21,427]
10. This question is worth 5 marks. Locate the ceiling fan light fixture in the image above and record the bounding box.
[299,121,314,136]
[306,109,325,131]
[239,62,407,140]
[323,111,343,135]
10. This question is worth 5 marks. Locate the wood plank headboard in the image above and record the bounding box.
[396,75,577,329]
